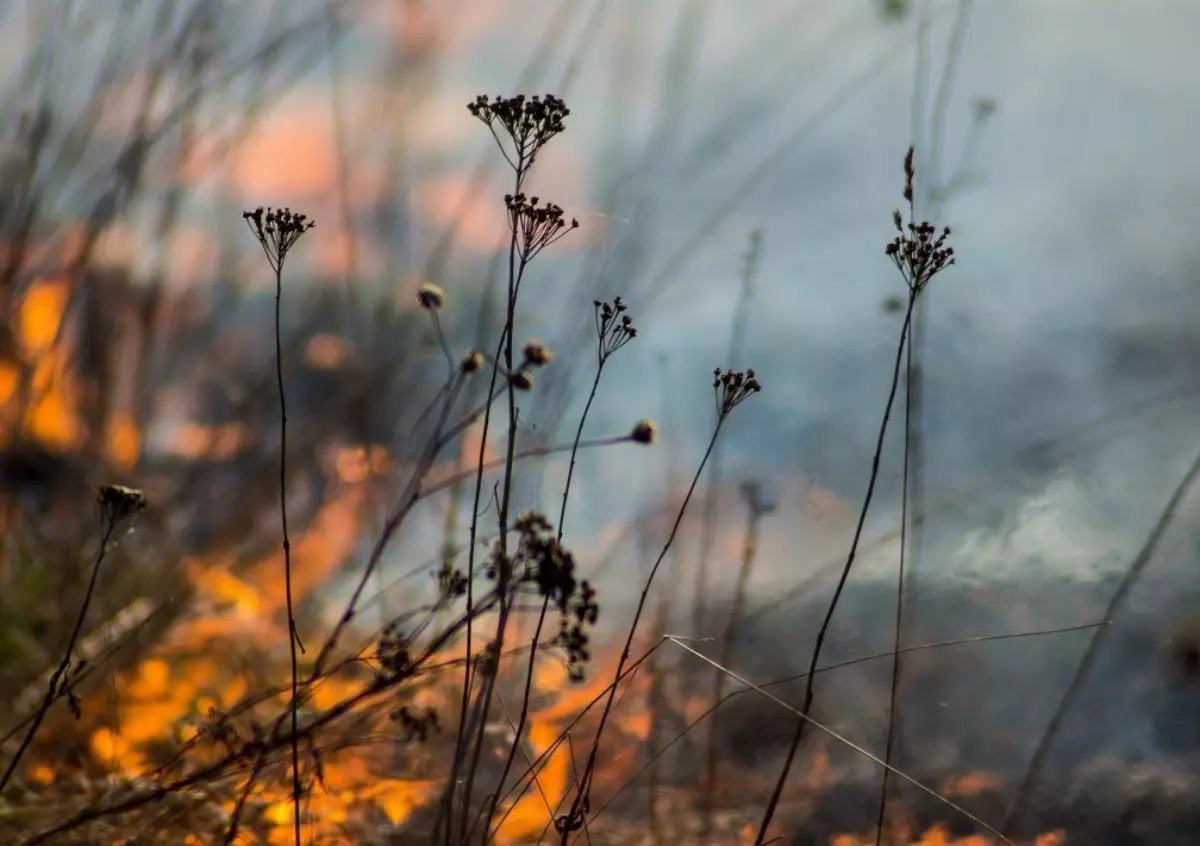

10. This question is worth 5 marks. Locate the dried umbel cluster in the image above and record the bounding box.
[594,296,637,362]
[886,146,955,293]
[506,193,579,262]
[629,418,657,445]
[98,483,146,525]
[242,206,315,274]
[485,510,600,681]
[376,621,414,681]
[713,367,762,420]
[887,216,955,293]
[522,338,552,367]
[460,348,485,374]
[416,281,445,311]
[468,93,569,167]
[506,339,553,391]
[389,704,439,743]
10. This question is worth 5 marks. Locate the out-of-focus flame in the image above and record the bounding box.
[493,653,655,844]
[68,479,443,841]
[0,276,142,466]
[831,826,1066,846]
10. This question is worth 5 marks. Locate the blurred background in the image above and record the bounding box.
[2,0,1200,843]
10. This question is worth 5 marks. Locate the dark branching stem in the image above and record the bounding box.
[456,187,528,843]
[21,594,496,846]
[483,369,601,837]
[700,481,773,839]
[876,300,916,845]
[275,248,304,846]
[444,93,576,843]
[222,754,267,845]
[755,292,917,843]
[0,485,143,793]
[444,204,516,846]
[242,206,313,846]
[561,374,756,842]
[441,148,528,846]
[483,304,635,838]
[756,148,952,843]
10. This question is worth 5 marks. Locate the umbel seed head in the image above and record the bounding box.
[713,367,762,419]
[98,483,146,524]
[461,349,484,374]
[630,419,658,445]
[241,206,315,274]
[417,282,445,311]
[522,339,552,367]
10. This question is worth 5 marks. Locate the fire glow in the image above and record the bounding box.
[4,275,1087,845]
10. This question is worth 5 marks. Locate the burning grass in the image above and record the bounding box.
[1,56,1196,846]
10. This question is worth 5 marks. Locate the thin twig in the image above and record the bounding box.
[669,636,1015,844]
[482,354,611,837]
[265,240,305,846]
[562,417,728,841]
[755,291,916,842]
[590,622,1107,823]
[876,298,917,845]
[0,512,119,792]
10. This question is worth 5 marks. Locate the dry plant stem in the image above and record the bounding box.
[490,640,670,835]
[310,375,465,676]
[222,754,267,845]
[22,594,500,846]
[700,485,769,838]
[591,622,1109,826]
[244,207,315,845]
[455,179,530,845]
[645,600,670,846]
[692,229,761,672]
[755,291,917,844]
[482,360,609,837]
[273,253,304,846]
[442,154,526,846]
[876,309,916,846]
[0,514,117,793]
[561,420,728,843]
[1001,445,1200,837]
[226,375,468,828]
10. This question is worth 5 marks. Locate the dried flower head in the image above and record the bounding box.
[377,622,413,680]
[903,145,916,203]
[713,367,762,420]
[242,206,315,275]
[510,370,534,392]
[98,483,146,524]
[508,511,599,681]
[630,419,658,445]
[467,93,569,171]
[461,348,485,374]
[886,216,955,294]
[522,339,552,367]
[389,705,440,742]
[416,282,445,311]
[505,193,578,262]
[884,147,955,293]
[594,296,637,363]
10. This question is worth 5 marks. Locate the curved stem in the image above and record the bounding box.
[0,515,118,793]
[755,291,916,843]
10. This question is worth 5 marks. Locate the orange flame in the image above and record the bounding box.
[1,276,144,465]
